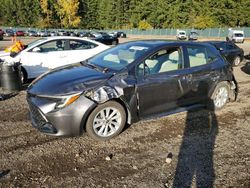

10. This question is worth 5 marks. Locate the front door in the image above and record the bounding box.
[21,39,69,78]
[136,47,190,118]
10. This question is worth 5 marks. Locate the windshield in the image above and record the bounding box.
[190,32,198,36]
[27,38,47,48]
[88,42,153,71]
[234,33,244,37]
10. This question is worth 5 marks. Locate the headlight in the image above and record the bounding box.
[84,86,118,103]
[55,93,81,109]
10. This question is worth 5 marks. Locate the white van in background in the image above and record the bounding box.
[176,30,187,40]
[227,29,245,43]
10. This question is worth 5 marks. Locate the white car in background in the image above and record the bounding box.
[176,30,187,40]
[0,36,109,82]
[227,29,245,43]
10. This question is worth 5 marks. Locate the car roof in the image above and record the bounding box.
[120,40,220,55]
[204,41,227,43]
[122,40,214,48]
[202,41,235,46]
[25,36,107,51]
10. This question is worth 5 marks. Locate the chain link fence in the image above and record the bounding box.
[115,27,250,38]
[1,26,250,38]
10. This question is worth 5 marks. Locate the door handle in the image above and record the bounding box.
[59,55,67,58]
[184,74,192,82]
[210,70,220,81]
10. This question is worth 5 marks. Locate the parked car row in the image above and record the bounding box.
[0,29,121,46]
[176,30,199,41]
[0,28,126,38]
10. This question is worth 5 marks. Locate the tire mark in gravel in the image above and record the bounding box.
[238,80,250,85]
[0,130,36,140]
[2,134,59,153]
[0,110,29,122]
[0,121,32,136]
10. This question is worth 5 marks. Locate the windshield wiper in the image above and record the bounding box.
[80,60,104,72]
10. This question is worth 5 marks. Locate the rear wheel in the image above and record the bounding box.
[211,82,230,110]
[86,101,126,141]
[112,40,118,45]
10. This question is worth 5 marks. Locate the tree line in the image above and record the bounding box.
[0,0,249,30]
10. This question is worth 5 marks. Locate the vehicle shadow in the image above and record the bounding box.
[173,84,218,187]
[241,61,250,75]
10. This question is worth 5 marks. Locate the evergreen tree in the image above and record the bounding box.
[0,0,250,29]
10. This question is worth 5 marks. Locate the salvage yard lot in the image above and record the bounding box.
[0,37,250,187]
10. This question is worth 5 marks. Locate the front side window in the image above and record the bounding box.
[137,47,182,77]
[37,40,67,52]
[69,40,97,50]
[187,46,218,67]
[234,33,243,37]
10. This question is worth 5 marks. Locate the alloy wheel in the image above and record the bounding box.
[213,87,229,109]
[93,107,122,137]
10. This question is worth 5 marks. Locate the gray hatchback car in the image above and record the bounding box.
[27,41,237,141]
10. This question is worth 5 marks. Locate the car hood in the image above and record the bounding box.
[0,50,21,62]
[0,50,10,58]
[28,63,113,96]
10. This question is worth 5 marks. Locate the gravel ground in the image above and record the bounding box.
[0,37,250,187]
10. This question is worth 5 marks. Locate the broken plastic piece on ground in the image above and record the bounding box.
[0,169,10,179]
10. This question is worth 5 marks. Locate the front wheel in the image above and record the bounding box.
[210,82,230,110]
[20,67,28,84]
[86,101,126,141]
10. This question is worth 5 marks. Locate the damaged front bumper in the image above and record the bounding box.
[27,94,97,136]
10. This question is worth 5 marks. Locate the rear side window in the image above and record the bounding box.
[187,46,217,68]
[214,42,227,51]
[69,40,97,50]
[226,43,236,50]
[37,40,67,52]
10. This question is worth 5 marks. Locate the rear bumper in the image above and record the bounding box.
[27,95,97,137]
[233,38,244,43]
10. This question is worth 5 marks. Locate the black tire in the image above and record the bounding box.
[20,67,28,84]
[210,82,230,110]
[112,40,118,45]
[233,56,241,67]
[86,101,126,141]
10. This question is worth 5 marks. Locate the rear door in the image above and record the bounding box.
[182,44,221,104]
[67,39,102,63]
[136,46,190,118]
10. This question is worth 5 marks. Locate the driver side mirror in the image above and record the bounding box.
[219,48,224,52]
[32,47,41,52]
